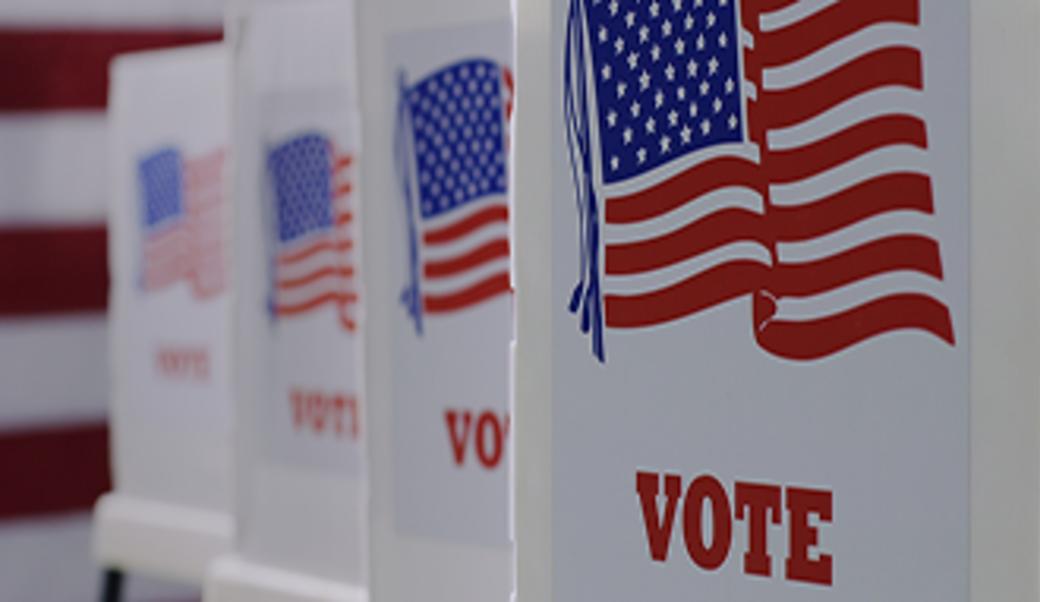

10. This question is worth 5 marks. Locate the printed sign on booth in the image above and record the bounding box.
[389,20,514,545]
[258,93,363,475]
[135,145,228,388]
[540,0,970,599]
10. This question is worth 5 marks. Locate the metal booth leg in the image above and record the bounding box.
[99,568,124,602]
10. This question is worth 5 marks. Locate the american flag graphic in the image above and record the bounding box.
[397,58,512,335]
[138,146,226,300]
[564,0,955,361]
[268,133,357,332]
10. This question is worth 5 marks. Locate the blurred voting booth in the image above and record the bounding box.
[355,0,515,600]
[513,0,1039,601]
[205,1,366,600]
[93,44,234,584]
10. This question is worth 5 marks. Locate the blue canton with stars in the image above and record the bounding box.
[588,0,744,184]
[138,147,184,229]
[407,58,507,220]
[268,133,334,244]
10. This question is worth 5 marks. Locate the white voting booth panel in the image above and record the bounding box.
[94,44,234,584]
[514,0,1038,601]
[356,0,515,600]
[205,2,366,601]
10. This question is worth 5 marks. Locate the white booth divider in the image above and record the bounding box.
[514,0,1039,600]
[355,0,515,600]
[94,43,234,584]
[204,1,367,601]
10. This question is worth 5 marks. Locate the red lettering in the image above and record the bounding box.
[291,389,306,428]
[288,388,360,441]
[331,395,360,437]
[445,410,473,466]
[155,346,209,381]
[683,475,732,571]
[475,411,507,469]
[735,481,782,577]
[346,395,360,439]
[332,395,346,435]
[786,487,833,586]
[194,351,210,380]
[635,471,682,561]
[444,409,509,468]
[307,392,326,432]
[637,471,832,587]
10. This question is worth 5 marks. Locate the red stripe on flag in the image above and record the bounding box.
[605,261,769,328]
[756,1,919,68]
[277,266,355,289]
[755,47,923,130]
[0,422,111,520]
[756,294,955,360]
[424,238,510,279]
[277,238,354,265]
[744,0,800,13]
[771,236,945,298]
[766,115,928,184]
[605,157,760,224]
[423,205,508,246]
[424,272,511,314]
[770,173,934,241]
[0,225,108,316]
[276,291,358,315]
[0,28,222,111]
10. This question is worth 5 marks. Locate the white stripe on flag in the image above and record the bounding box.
[0,113,108,225]
[603,186,764,246]
[0,316,108,429]
[766,87,926,151]
[776,211,939,264]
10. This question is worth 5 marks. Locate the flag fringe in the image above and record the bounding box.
[564,0,605,362]
[395,72,424,336]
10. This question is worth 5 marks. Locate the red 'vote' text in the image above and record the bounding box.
[156,346,209,382]
[444,409,510,469]
[636,471,833,586]
[290,388,360,441]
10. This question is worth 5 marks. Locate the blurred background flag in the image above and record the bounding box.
[138,146,227,299]
[0,1,222,599]
[268,133,358,333]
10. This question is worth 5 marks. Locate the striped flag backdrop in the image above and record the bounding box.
[564,0,954,361]
[139,146,226,299]
[268,133,357,332]
[0,1,222,599]
[396,58,513,335]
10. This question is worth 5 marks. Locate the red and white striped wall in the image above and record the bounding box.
[0,1,223,599]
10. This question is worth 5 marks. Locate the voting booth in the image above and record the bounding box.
[204,2,367,601]
[355,0,515,599]
[94,44,234,584]
[514,0,1039,600]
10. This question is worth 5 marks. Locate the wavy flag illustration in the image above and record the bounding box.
[138,146,226,300]
[268,133,357,332]
[563,0,955,362]
[395,58,514,335]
